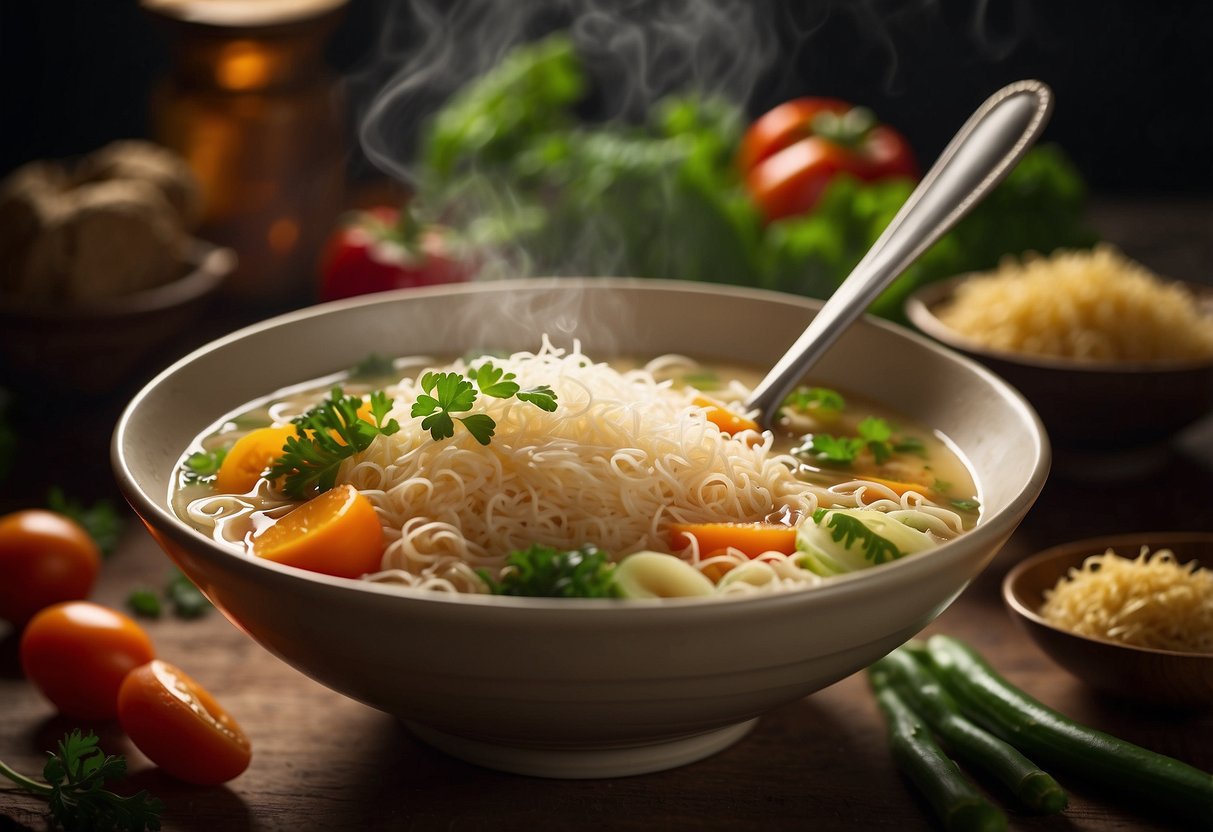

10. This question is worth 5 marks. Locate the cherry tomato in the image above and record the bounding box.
[0,509,101,626]
[118,660,251,785]
[319,206,472,301]
[740,97,918,221]
[20,601,155,719]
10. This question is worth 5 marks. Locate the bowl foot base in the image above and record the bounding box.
[404,718,759,779]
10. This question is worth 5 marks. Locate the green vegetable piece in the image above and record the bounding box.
[783,386,845,414]
[125,588,162,619]
[469,362,521,399]
[803,434,865,466]
[924,635,1213,827]
[796,507,936,576]
[166,569,211,619]
[682,370,721,390]
[868,666,1008,832]
[951,498,981,512]
[267,387,401,498]
[47,488,125,557]
[0,730,164,831]
[181,448,228,485]
[480,544,620,598]
[516,384,558,412]
[857,417,893,464]
[870,646,1067,814]
[348,354,396,381]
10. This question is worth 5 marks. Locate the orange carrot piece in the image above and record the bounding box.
[213,425,298,494]
[692,396,760,435]
[669,522,798,559]
[862,476,935,499]
[251,484,383,579]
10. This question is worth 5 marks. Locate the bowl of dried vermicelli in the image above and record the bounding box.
[906,245,1213,454]
[1003,531,1213,709]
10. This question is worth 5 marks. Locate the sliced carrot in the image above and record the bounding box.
[213,425,298,494]
[692,396,760,435]
[862,475,934,499]
[670,522,798,559]
[251,484,383,578]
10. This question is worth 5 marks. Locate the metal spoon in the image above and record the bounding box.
[745,79,1054,428]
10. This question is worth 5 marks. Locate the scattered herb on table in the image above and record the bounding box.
[165,569,211,619]
[47,488,125,557]
[0,729,164,832]
[480,544,620,598]
[125,588,162,619]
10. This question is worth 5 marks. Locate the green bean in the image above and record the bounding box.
[872,647,1067,814]
[924,634,1213,827]
[869,665,1008,832]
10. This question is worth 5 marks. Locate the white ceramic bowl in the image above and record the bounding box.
[112,279,1049,778]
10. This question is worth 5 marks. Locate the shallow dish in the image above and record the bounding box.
[905,277,1213,459]
[0,240,234,396]
[1004,531,1213,709]
[112,279,1049,777]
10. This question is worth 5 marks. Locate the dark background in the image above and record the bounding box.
[2,0,1210,194]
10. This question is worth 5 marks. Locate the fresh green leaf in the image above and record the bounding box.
[47,488,125,557]
[783,386,845,415]
[458,413,496,446]
[858,417,893,465]
[801,434,865,466]
[266,387,401,499]
[811,507,904,565]
[479,544,620,598]
[181,448,228,485]
[125,589,162,619]
[348,354,396,381]
[470,362,521,399]
[516,384,558,412]
[893,436,927,457]
[0,730,164,831]
[951,498,981,512]
[166,569,211,619]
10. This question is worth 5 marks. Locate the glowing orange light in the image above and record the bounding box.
[215,41,272,90]
[268,217,300,254]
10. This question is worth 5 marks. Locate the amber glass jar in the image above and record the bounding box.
[144,0,347,309]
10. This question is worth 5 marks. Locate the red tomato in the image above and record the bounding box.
[740,98,918,221]
[0,509,101,626]
[20,601,155,719]
[118,660,252,785]
[319,206,472,301]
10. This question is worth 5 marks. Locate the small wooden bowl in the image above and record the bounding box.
[1004,532,1213,709]
[905,278,1213,454]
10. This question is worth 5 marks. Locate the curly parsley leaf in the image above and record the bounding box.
[0,730,164,832]
[413,368,559,442]
[812,508,904,565]
[267,387,401,499]
[470,362,521,398]
[857,417,893,464]
[802,434,864,466]
[479,544,620,598]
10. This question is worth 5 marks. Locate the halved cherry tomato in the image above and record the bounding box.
[118,659,252,785]
[0,509,101,625]
[214,424,298,494]
[251,484,383,578]
[740,97,918,221]
[20,601,155,719]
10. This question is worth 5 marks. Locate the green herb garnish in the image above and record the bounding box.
[811,508,904,565]
[267,388,401,499]
[348,354,396,381]
[479,544,620,598]
[796,417,925,469]
[125,588,162,619]
[783,386,845,415]
[951,498,981,512]
[682,370,721,390]
[412,363,558,444]
[181,448,228,485]
[0,730,164,831]
[47,488,125,557]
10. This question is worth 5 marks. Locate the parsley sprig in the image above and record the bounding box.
[812,508,904,565]
[181,448,227,485]
[783,385,845,415]
[797,417,926,467]
[267,388,401,499]
[0,730,164,831]
[479,544,620,598]
[411,362,558,445]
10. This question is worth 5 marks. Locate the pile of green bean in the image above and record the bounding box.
[867,635,1213,831]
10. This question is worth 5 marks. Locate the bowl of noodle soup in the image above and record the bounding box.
[113,278,1049,777]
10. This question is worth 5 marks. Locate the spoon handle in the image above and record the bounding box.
[746,79,1054,427]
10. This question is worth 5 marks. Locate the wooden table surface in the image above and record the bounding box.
[1,198,1211,831]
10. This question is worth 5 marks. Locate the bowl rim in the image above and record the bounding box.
[905,275,1213,374]
[1003,530,1213,660]
[0,239,234,320]
[112,277,1051,615]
